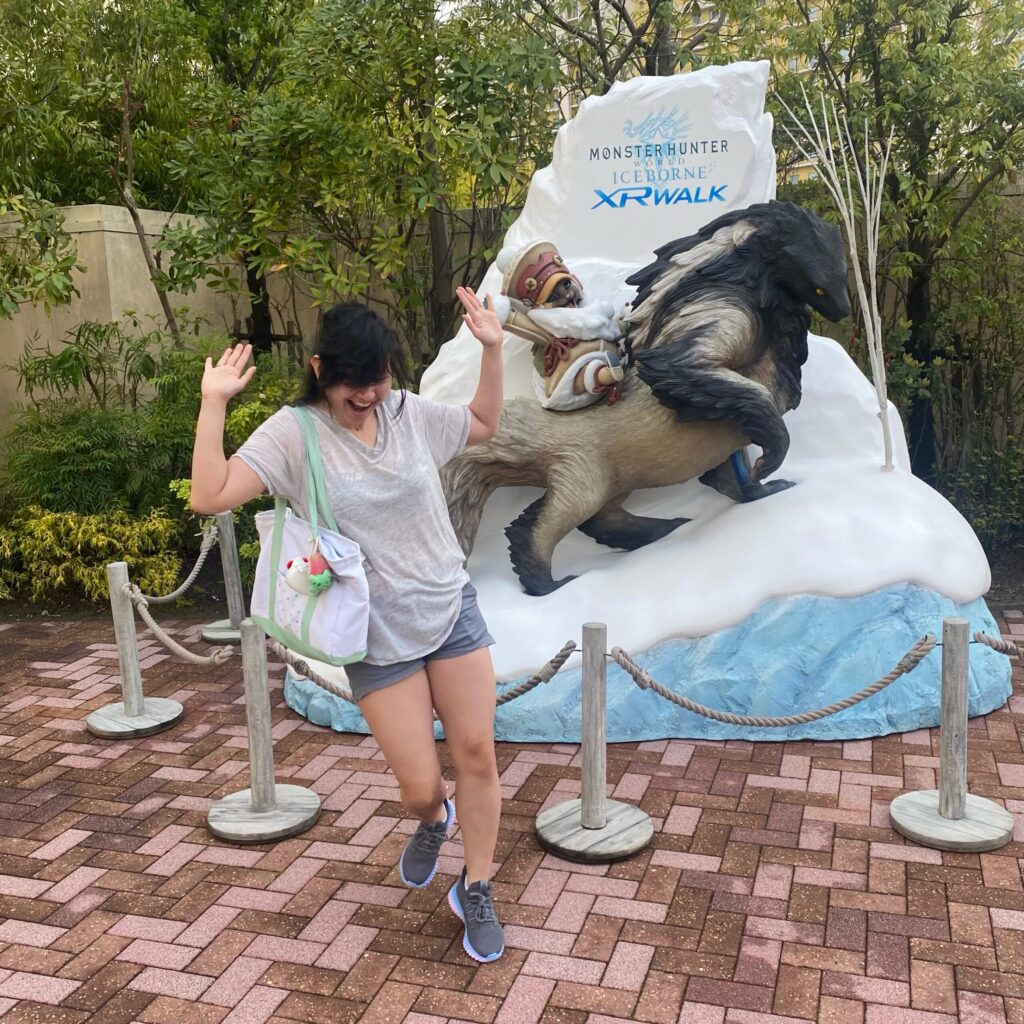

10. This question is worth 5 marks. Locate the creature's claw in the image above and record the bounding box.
[739,478,796,502]
[751,444,787,483]
[523,574,578,597]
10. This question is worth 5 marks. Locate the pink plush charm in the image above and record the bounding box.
[307,550,333,595]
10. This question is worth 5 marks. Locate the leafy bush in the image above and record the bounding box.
[1,319,303,604]
[2,321,236,517]
[13,318,158,408]
[0,193,81,318]
[948,440,1024,552]
[929,198,1024,552]
[3,404,165,514]
[0,506,181,603]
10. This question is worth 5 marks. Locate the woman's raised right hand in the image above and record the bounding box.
[201,343,256,402]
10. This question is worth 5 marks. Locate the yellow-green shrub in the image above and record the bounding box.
[1,507,182,603]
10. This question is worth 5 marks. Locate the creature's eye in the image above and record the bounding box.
[815,287,825,296]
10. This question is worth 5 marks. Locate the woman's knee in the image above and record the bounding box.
[451,733,498,778]
[399,777,446,819]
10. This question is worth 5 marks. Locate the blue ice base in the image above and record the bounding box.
[284,584,1012,742]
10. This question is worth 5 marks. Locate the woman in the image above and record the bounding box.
[190,287,506,963]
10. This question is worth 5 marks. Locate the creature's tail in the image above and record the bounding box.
[441,401,550,555]
[442,455,503,555]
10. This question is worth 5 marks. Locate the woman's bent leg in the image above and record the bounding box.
[426,647,500,883]
[358,670,446,823]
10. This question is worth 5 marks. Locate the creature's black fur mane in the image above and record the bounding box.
[624,201,831,429]
[628,201,813,307]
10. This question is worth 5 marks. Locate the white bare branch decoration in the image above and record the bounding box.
[777,87,895,472]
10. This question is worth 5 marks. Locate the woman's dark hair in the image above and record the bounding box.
[295,302,409,412]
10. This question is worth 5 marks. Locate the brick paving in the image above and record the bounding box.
[0,608,1023,1023]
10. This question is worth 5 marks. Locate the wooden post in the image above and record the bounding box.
[217,512,247,629]
[201,513,245,644]
[241,618,276,814]
[535,622,653,862]
[86,562,184,738]
[581,623,608,829]
[890,616,1013,851]
[109,561,143,717]
[207,619,320,843]
[938,617,968,819]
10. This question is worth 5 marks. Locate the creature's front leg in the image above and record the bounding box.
[635,351,792,481]
[727,389,791,483]
[699,449,796,503]
[506,478,612,596]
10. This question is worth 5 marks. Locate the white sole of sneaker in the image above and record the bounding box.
[398,797,455,889]
[447,883,505,963]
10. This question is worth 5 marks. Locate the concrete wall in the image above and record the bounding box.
[0,204,300,420]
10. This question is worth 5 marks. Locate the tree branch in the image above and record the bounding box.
[946,161,1017,238]
[111,75,182,347]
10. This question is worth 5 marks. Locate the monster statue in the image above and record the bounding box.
[443,201,852,596]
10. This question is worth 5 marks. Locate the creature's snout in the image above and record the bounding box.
[817,289,852,323]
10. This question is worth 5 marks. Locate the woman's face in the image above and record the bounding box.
[314,359,392,430]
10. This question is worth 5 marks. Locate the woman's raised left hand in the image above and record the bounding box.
[457,286,503,349]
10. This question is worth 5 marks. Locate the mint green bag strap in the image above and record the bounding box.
[268,405,319,614]
[267,496,288,621]
[291,406,340,534]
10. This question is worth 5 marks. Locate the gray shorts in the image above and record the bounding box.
[345,582,494,700]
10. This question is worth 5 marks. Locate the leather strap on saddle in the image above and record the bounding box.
[543,337,577,375]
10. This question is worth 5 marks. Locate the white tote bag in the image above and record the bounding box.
[249,406,369,665]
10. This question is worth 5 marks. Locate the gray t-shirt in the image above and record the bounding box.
[234,391,471,665]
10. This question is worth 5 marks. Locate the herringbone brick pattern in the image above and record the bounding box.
[1,609,1023,1023]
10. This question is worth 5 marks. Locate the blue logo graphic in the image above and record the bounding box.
[591,185,727,209]
[623,105,691,144]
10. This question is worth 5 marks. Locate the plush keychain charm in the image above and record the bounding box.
[285,556,312,595]
[307,552,333,595]
[285,549,333,596]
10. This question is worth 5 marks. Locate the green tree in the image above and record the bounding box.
[160,1,314,353]
[0,194,81,318]
[0,0,198,207]
[739,0,1024,480]
[162,0,561,368]
[496,0,729,110]
[0,0,204,334]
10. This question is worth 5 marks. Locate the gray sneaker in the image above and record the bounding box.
[399,797,454,888]
[448,869,505,963]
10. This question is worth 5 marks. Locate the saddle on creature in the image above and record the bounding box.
[492,240,628,411]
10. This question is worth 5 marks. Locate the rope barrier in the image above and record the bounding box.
[609,634,937,727]
[269,642,359,704]
[108,524,1024,740]
[496,641,577,704]
[133,522,219,604]
[975,631,1024,660]
[127,584,235,666]
[271,639,578,713]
